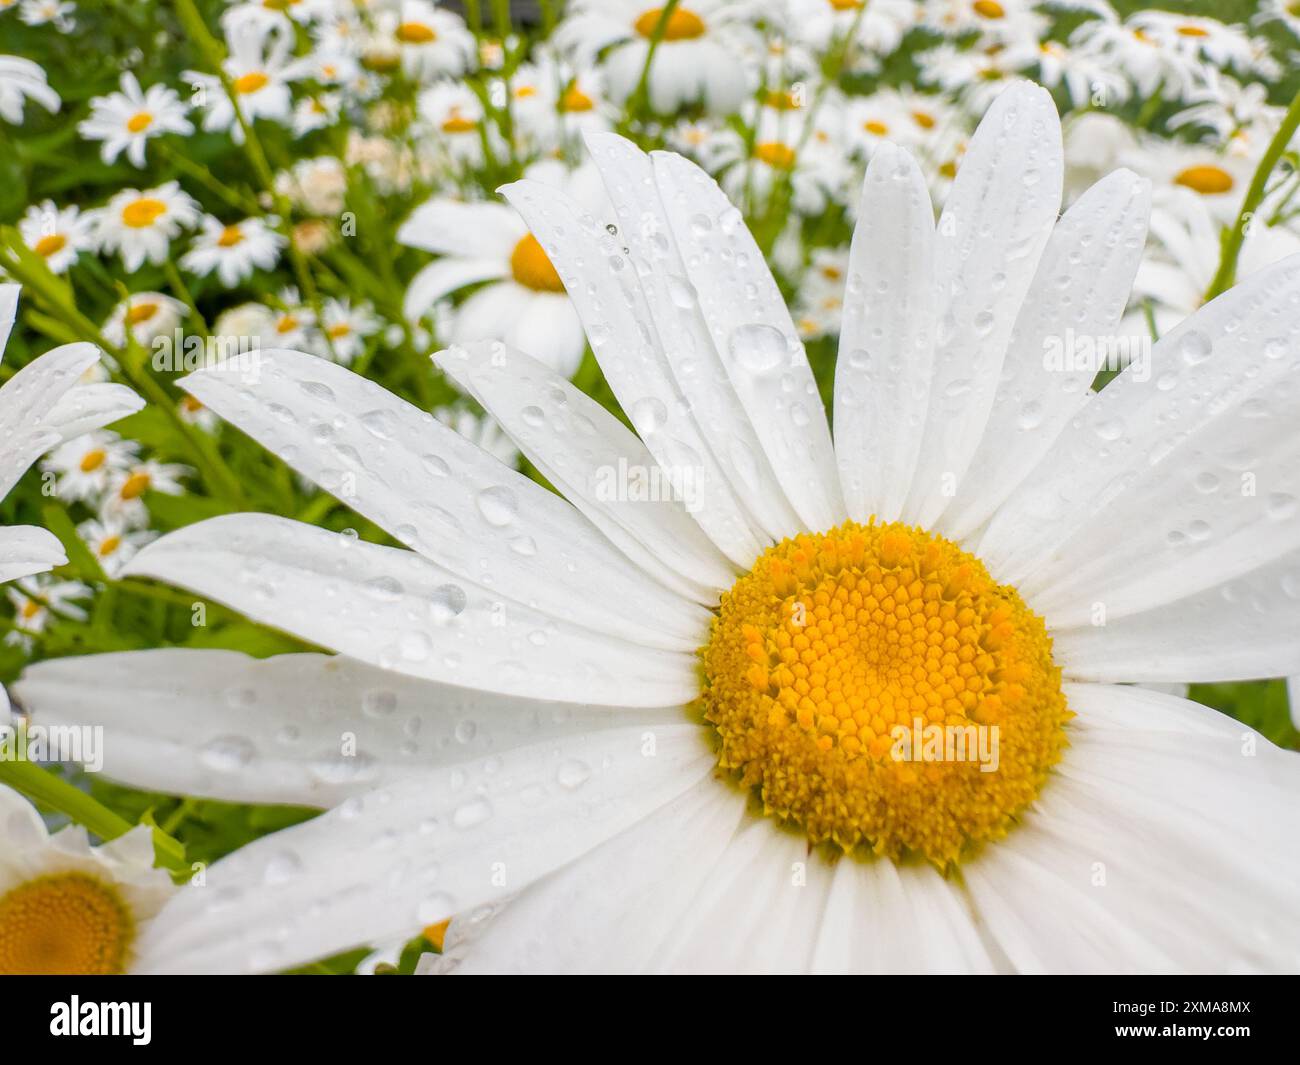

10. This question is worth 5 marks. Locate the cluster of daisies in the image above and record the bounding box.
[0,0,1297,975]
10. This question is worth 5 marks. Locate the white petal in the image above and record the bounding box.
[811,858,998,974]
[965,682,1300,973]
[980,252,1300,601]
[432,775,746,973]
[439,340,736,603]
[396,201,521,258]
[647,821,832,974]
[121,513,700,707]
[1052,547,1300,682]
[14,649,683,807]
[179,349,707,652]
[581,131,801,548]
[44,382,143,443]
[0,525,66,583]
[0,342,101,499]
[941,169,1151,538]
[403,257,508,321]
[132,723,714,973]
[499,176,769,567]
[905,83,1063,527]
[835,142,936,523]
[0,284,18,360]
[652,150,846,533]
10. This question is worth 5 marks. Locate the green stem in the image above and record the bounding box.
[1205,87,1300,302]
[0,757,187,873]
[620,0,680,137]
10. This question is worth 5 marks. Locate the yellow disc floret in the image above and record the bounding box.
[700,520,1070,865]
[0,873,134,974]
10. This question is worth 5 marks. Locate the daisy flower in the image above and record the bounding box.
[101,291,187,347]
[178,393,219,433]
[186,19,296,143]
[0,287,141,582]
[1125,192,1300,337]
[180,215,286,288]
[77,515,155,578]
[17,200,92,275]
[0,784,174,974]
[1069,11,1206,100]
[17,0,74,30]
[781,0,915,58]
[920,0,1046,44]
[397,160,603,377]
[41,430,139,505]
[370,0,475,83]
[792,245,850,339]
[414,82,499,175]
[556,0,759,115]
[77,72,193,169]
[91,182,201,273]
[316,297,379,365]
[102,458,191,525]
[1119,137,1255,224]
[25,84,1300,975]
[4,577,88,649]
[1130,10,1279,80]
[0,55,59,124]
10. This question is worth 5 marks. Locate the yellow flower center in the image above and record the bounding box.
[1174,164,1234,195]
[79,448,107,473]
[0,873,133,975]
[441,113,477,133]
[33,233,66,257]
[119,470,151,500]
[20,599,41,620]
[973,0,1005,17]
[559,84,595,112]
[1177,24,1209,36]
[217,224,244,247]
[863,119,889,136]
[509,233,565,293]
[754,141,797,169]
[912,109,936,129]
[828,0,863,10]
[633,6,706,40]
[98,534,122,557]
[326,322,352,340]
[121,198,167,228]
[125,301,159,325]
[396,21,437,43]
[763,89,801,111]
[700,521,1070,865]
[126,111,153,133]
[234,71,269,95]
[276,314,299,334]
[423,920,450,950]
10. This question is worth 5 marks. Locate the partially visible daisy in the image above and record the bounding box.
[415,82,498,174]
[369,0,475,82]
[556,0,758,114]
[0,783,175,974]
[17,200,92,275]
[186,20,296,142]
[18,0,74,31]
[91,182,201,273]
[180,215,285,288]
[41,430,139,505]
[101,292,187,347]
[77,72,193,169]
[78,515,155,578]
[792,245,850,340]
[1119,137,1256,223]
[275,156,348,217]
[0,55,59,124]
[178,393,219,433]
[397,159,602,376]
[4,576,88,649]
[102,458,190,525]
[316,297,379,365]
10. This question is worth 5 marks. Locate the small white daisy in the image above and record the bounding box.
[17,200,92,275]
[316,297,379,365]
[91,182,201,273]
[101,291,187,347]
[180,215,285,288]
[78,515,155,577]
[41,430,139,505]
[77,72,193,169]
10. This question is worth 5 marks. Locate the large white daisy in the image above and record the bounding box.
[18,84,1300,974]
